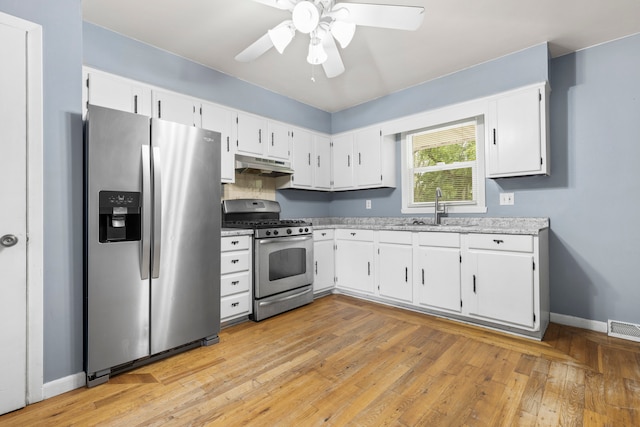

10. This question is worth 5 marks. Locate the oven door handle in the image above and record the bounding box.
[256,287,312,307]
[256,235,313,245]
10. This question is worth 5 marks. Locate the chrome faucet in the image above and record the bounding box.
[434,187,445,225]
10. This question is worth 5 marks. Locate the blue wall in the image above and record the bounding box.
[0,0,84,383]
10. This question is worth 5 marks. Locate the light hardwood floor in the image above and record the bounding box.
[2,294,639,426]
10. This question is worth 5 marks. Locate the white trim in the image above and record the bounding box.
[550,312,607,333]
[0,11,44,405]
[42,372,86,400]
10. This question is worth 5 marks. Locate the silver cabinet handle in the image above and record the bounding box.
[151,146,162,278]
[140,146,151,279]
[1,234,18,247]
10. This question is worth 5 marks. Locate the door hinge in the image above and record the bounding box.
[534,313,536,322]
[377,248,380,254]
[379,130,382,136]
[86,77,90,88]
[380,174,383,181]
[199,106,202,115]
[460,255,462,263]
[539,92,542,102]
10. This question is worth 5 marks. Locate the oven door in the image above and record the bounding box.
[254,234,314,299]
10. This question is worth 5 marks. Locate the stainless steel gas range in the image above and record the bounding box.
[222,199,314,321]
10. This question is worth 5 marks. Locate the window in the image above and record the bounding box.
[401,111,486,214]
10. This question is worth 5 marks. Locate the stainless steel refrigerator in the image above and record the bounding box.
[84,105,221,387]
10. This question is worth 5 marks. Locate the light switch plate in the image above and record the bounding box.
[366,200,372,209]
[500,192,514,205]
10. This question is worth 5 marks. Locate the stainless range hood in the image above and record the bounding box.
[235,154,294,177]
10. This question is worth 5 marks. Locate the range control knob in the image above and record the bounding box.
[265,230,271,236]
[304,228,309,232]
[287,228,292,235]
[299,228,303,233]
[273,230,279,236]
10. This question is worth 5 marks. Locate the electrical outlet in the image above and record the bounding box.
[366,200,372,209]
[499,192,515,205]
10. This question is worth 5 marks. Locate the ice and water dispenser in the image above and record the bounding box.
[98,191,142,243]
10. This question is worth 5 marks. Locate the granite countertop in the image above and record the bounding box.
[300,217,549,235]
[221,228,253,237]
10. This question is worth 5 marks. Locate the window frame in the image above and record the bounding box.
[400,100,487,214]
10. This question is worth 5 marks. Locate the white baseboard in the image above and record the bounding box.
[43,372,86,400]
[550,312,607,333]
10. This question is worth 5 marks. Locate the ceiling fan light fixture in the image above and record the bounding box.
[292,1,320,34]
[268,22,295,54]
[330,20,356,48]
[307,37,328,65]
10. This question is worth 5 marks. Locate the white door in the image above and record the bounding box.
[0,20,28,415]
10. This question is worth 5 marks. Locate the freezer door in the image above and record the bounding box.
[85,105,151,375]
[150,119,221,354]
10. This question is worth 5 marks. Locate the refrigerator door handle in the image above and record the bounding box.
[151,146,162,278]
[141,145,152,279]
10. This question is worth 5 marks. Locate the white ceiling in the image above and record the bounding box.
[82,0,640,113]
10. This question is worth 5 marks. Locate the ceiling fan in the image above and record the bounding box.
[235,0,425,78]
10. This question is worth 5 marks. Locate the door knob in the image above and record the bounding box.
[1,234,18,247]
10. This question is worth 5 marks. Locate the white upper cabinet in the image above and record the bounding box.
[236,112,291,161]
[152,90,198,127]
[487,83,550,178]
[267,121,290,160]
[331,127,395,191]
[236,112,266,156]
[85,70,151,116]
[288,128,314,188]
[314,134,332,190]
[201,102,237,184]
[331,133,355,190]
[355,126,383,187]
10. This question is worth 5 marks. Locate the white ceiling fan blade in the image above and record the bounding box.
[333,3,425,31]
[251,0,296,11]
[235,33,274,62]
[321,35,345,78]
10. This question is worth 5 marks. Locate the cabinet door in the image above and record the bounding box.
[314,134,332,190]
[331,134,354,190]
[355,127,382,187]
[378,243,412,303]
[313,239,334,293]
[468,251,534,328]
[488,86,545,177]
[152,90,197,127]
[86,71,151,116]
[416,246,461,313]
[236,112,266,156]
[201,103,236,183]
[267,121,290,160]
[335,239,374,294]
[290,128,314,188]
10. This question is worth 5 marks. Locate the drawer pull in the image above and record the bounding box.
[231,259,239,264]
[473,275,476,293]
[405,267,408,283]
[422,268,425,285]
[321,232,326,236]
[350,232,356,236]
[367,261,371,276]
[231,240,239,245]
[493,239,504,244]
[231,302,239,307]
[231,281,239,286]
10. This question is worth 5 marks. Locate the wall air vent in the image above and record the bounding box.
[608,319,640,343]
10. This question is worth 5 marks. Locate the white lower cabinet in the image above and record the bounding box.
[414,232,462,314]
[220,235,252,323]
[378,231,412,303]
[313,230,335,294]
[335,229,375,295]
[464,233,540,330]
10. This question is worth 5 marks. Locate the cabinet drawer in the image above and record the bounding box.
[221,235,251,252]
[379,230,412,245]
[418,232,460,248]
[335,229,374,241]
[313,229,334,241]
[220,292,250,319]
[468,233,533,253]
[221,271,251,297]
[221,251,250,274]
